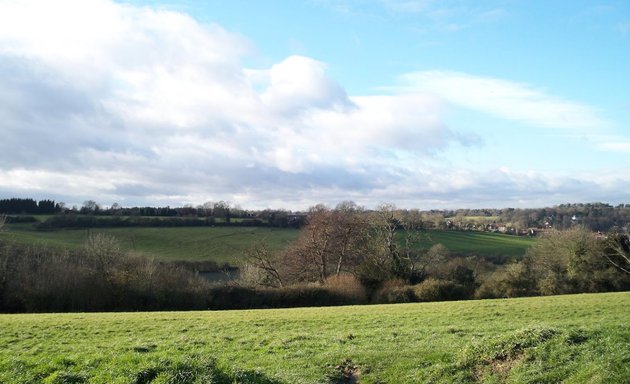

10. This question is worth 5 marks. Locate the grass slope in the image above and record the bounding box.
[1,225,298,264]
[1,292,629,383]
[2,225,533,264]
[417,230,535,257]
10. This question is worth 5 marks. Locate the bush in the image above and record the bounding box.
[475,262,537,299]
[206,283,367,310]
[324,274,367,304]
[373,279,415,304]
[4,215,37,224]
[414,278,469,302]
[0,236,211,312]
[474,272,505,299]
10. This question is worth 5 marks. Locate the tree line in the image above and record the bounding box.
[0,204,629,312]
[1,198,307,229]
[242,203,630,304]
[0,198,59,214]
[434,202,630,232]
[2,198,629,232]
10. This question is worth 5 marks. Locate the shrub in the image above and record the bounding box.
[474,272,505,299]
[4,215,37,224]
[206,283,366,310]
[414,278,469,302]
[324,274,367,304]
[0,237,211,312]
[373,279,415,304]
[475,262,537,299]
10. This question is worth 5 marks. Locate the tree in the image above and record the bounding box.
[603,229,630,274]
[363,204,428,283]
[525,227,625,294]
[475,261,536,298]
[417,243,449,279]
[242,241,284,288]
[37,199,56,214]
[211,201,231,222]
[110,202,122,216]
[331,201,370,277]
[84,233,125,288]
[81,200,100,214]
[279,202,370,284]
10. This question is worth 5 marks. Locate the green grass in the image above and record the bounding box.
[445,216,500,222]
[1,292,629,383]
[1,225,298,264]
[6,214,56,222]
[417,230,535,257]
[1,225,534,264]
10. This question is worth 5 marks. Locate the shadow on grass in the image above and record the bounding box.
[132,354,285,384]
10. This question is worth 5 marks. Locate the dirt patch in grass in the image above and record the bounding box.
[473,351,526,381]
[327,358,361,384]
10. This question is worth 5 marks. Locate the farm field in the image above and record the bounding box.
[1,224,299,264]
[1,224,534,264]
[0,292,628,383]
[417,230,534,258]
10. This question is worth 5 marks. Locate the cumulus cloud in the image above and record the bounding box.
[259,56,355,114]
[0,0,626,209]
[0,0,470,208]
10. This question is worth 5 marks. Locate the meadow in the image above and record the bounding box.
[1,223,533,264]
[0,292,628,383]
[1,224,299,264]
[417,230,534,258]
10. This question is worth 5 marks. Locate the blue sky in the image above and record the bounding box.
[0,0,628,210]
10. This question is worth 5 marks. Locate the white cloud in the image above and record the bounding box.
[0,0,626,210]
[396,71,630,157]
[0,0,468,208]
[260,55,354,114]
[400,71,612,131]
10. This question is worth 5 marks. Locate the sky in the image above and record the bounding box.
[0,0,629,210]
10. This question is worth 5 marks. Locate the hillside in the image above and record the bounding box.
[1,224,299,264]
[1,224,534,264]
[1,292,628,383]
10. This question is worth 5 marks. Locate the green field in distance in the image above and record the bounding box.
[1,224,534,264]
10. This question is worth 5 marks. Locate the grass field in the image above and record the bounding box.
[1,224,299,264]
[1,224,534,264]
[417,230,535,257]
[0,292,628,383]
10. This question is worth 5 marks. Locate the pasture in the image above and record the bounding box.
[0,292,628,383]
[1,223,534,264]
[418,230,535,262]
[1,224,299,264]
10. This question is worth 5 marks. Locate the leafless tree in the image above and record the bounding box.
[243,241,284,287]
[276,203,372,284]
[604,229,630,274]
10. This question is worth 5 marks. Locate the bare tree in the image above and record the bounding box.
[604,229,630,274]
[277,203,371,284]
[81,200,100,213]
[83,233,125,288]
[243,241,284,287]
[367,203,411,279]
[332,201,369,276]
